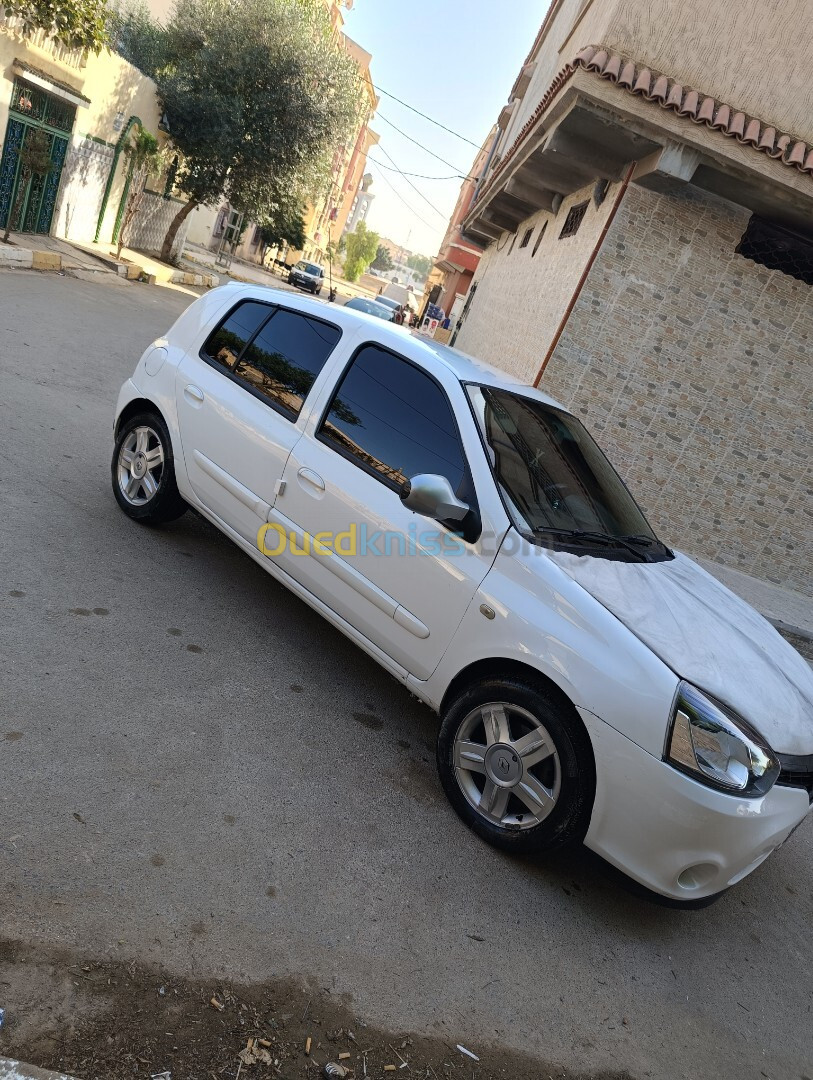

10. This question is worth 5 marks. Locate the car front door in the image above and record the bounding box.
[264,343,508,679]
[174,298,342,543]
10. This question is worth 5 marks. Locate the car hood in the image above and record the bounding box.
[545,549,813,755]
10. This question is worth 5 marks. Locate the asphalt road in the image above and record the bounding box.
[1,271,811,1080]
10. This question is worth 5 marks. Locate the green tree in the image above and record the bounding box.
[2,129,55,243]
[116,129,164,258]
[343,221,379,282]
[132,0,362,263]
[109,0,167,73]
[406,253,432,278]
[4,0,110,52]
[256,198,307,265]
[370,244,393,273]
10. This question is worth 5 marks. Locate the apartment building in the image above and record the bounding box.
[454,0,813,595]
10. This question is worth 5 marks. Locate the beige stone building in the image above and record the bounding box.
[0,14,170,250]
[456,0,813,596]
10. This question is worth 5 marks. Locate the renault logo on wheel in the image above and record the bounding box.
[497,755,511,775]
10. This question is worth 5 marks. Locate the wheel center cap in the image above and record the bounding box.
[131,452,146,478]
[484,743,522,787]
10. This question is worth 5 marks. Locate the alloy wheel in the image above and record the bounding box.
[453,702,561,830]
[117,425,165,506]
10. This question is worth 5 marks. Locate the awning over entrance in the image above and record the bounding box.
[434,258,466,274]
[12,60,90,109]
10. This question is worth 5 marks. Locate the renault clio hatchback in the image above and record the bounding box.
[112,284,813,902]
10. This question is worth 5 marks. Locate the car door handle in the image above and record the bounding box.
[297,467,325,492]
[184,384,205,404]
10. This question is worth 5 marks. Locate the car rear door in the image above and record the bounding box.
[173,298,342,543]
[263,343,508,679]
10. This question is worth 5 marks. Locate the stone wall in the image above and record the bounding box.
[456,182,813,596]
[455,181,618,381]
[128,190,191,261]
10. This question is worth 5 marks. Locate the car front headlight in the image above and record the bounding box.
[665,681,780,797]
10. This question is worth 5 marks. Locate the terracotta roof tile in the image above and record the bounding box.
[477,45,812,213]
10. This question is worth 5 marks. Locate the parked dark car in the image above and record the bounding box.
[344,296,396,321]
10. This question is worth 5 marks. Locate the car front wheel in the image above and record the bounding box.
[437,677,595,855]
[112,412,187,524]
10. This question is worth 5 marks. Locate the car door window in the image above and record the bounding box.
[318,344,466,495]
[233,309,341,420]
[201,301,270,369]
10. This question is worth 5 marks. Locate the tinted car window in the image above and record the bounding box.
[233,309,341,419]
[201,301,270,369]
[319,345,465,492]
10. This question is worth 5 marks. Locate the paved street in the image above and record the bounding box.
[0,271,811,1080]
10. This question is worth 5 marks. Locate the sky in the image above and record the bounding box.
[342,0,549,258]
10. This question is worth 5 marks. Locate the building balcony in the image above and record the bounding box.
[464,55,813,244]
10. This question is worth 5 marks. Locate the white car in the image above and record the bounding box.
[112,284,813,902]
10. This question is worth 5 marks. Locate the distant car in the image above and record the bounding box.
[375,296,400,316]
[288,260,324,295]
[344,296,396,321]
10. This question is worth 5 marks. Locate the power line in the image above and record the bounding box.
[375,144,448,218]
[365,159,439,233]
[367,156,469,182]
[376,112,467,174]
[372,83,481,149]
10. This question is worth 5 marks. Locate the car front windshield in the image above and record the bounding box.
[297,262,320,275]
[468,384,658,541]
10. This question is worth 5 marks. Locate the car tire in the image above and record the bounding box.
[437,677,595,855]
[112,411,188,524]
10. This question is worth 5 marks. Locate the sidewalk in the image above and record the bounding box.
[1,233,218,291]
[0,1061,78,1080]
[181,241,378,301]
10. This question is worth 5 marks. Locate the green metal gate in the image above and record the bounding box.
[0,77,76,234]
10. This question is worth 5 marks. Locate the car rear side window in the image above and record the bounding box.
[201,301,270,369]
[318,345,466,493]
[233,308,341,419]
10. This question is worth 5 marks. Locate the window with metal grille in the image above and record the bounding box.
[519,226,534,249]
[559,201,589,239]
[532,221,548,255]
[10,77,75,134]
[736,216,813,286]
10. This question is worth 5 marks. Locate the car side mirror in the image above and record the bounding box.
[400,474,470,522]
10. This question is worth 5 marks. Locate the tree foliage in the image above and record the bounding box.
[108,0,167,73]
[122,0,363,261]
[4,0,109,52]
[370,244,393,273]
[406,253,432,278]
[256,193,308,263]
[343,221,379,282]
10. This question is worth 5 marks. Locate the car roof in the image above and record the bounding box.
[347,296,391,310]
[210,283,569,413]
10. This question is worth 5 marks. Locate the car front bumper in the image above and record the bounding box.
[580,708,811,900]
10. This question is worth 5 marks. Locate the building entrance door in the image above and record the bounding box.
[0,77,76,235]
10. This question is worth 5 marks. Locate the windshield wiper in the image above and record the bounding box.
[533,528,651,562]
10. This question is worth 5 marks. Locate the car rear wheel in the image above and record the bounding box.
[437,677,595,854]
[112,412,187,524]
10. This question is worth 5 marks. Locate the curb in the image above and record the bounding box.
[0,1059,79,1080]
[0,245,218,288]
[770,618,813,643]
[0,248,62,272]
